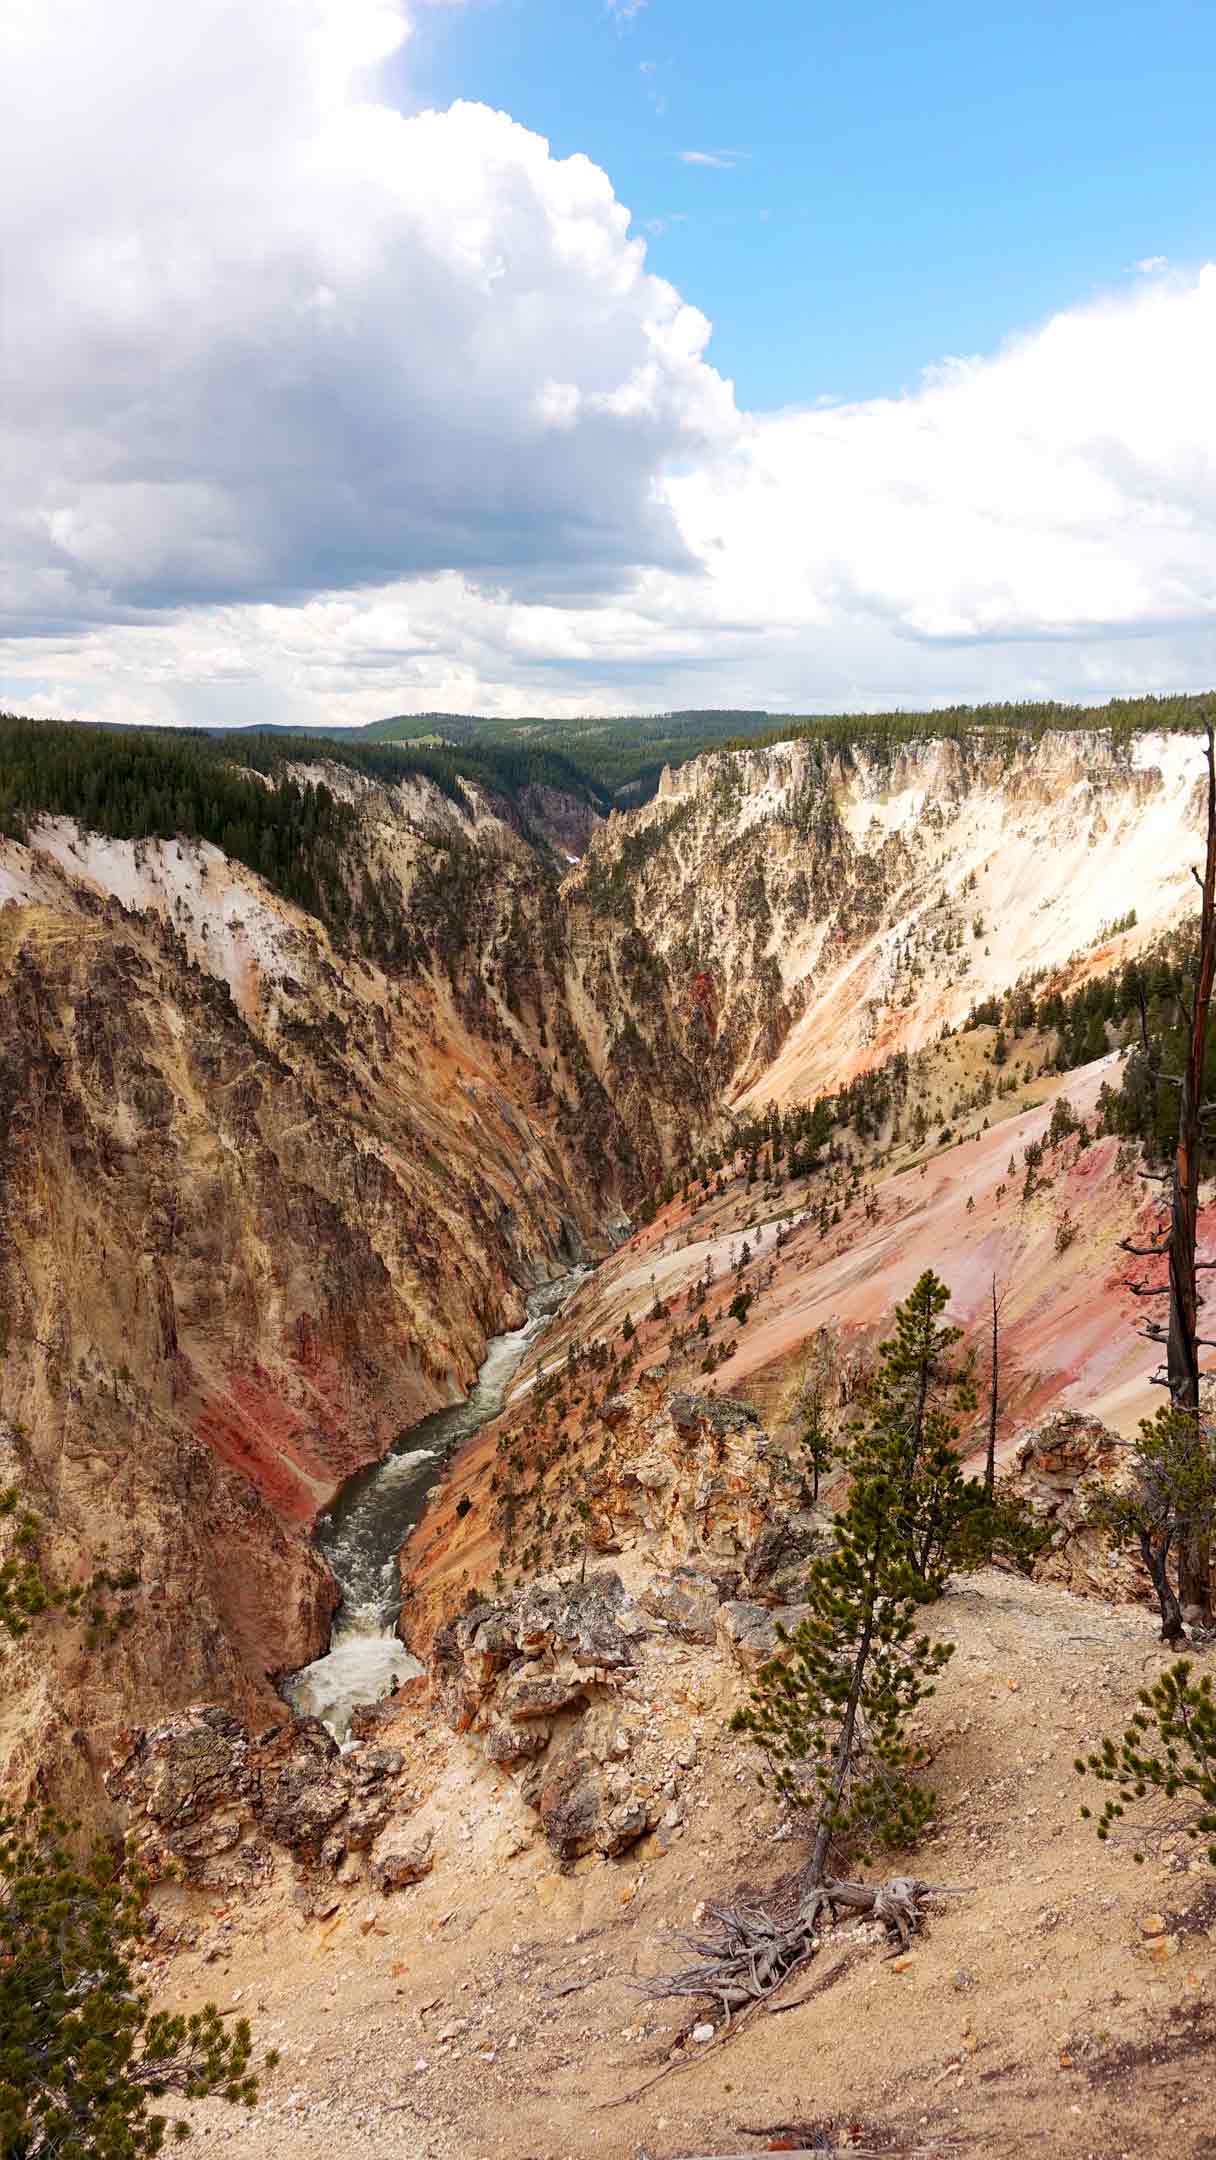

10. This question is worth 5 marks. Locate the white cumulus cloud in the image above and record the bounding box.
[0,0,734,641]
[3,0,1216,725]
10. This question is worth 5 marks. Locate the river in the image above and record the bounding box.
[282,1268,585,1742]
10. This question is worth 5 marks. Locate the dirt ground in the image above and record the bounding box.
[166,1569,1216,2160]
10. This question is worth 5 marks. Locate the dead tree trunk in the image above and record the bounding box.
[1172,722,1216,1619]
[984,1277,1005,1498]
[1122,721,1216,1627]
[1138,1524,1186,1646]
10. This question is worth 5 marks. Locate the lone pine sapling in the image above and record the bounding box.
[732,1270,974,1883]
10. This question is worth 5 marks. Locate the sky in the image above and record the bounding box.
[3,0,1216,728]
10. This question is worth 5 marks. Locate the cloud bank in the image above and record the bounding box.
[4,0,1216,725]
[1,0,731,633]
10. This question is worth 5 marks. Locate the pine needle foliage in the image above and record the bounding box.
[1076,1660,1216,1866]
[731,1271,974,1876]
[800,1391,834,1507]
[0,1488,82,1639]
[0,1807,276,2158]
[1092,1406,1216,1643]
[0,1490,138,1647]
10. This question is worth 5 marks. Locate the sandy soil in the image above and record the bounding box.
[167,1570,1215,2160]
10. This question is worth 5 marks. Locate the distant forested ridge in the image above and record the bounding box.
[0,713,604,951]
[720,692,1215,766]
[346,692,1215,804]
[2,692,1212,950]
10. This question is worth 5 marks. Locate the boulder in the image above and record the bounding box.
[1003,1410,1144,1604]
[1011,1410,1125,1497]
[715,1600,779,1670]
[111,1705,253,1828]
[342,1792,394,1851]
[258,1720,349,1856]
[716,1599,811,1673]
[461,1614,517,1687]
[668,1392,760,1444]
[596,1797,650,1858]
[260,1767,351,1856]
[538,1754,602,1864]
[742,1512,824,1603]
[348,1745,405,1785]
[109,1704,409,1881]
[501,1665,589,1721]
[484,1717,552,1766]
[163,1816,272,1892]
[370,1825,434,1892]
[640,1567,733,1643]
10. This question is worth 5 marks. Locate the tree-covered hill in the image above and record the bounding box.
[355,691,1215,802]
[0,714,606,948]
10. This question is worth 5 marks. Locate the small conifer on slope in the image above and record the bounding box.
[1078,1659,1216,1868]
[0,1807,276,2157]
[649,1274,988,2021]
[733,1269,976,1880]
[0,1488,278,2156]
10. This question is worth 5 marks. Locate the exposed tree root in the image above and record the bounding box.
[600,1874,970,2110]
[646,1875,968,2024]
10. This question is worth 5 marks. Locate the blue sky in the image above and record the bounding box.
[5,0,1216,725]
[409,0,1215,409]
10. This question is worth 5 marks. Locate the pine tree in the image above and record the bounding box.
[800,1389,834,1506]
[1077,1659,1216,1866]
[732,1271,973,1881]
[0,1806,277,2156]
[1092,1404,1216,1645]
[0,1488,82,1637]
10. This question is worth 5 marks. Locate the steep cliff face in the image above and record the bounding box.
[0,774,643,1806]
[569,729,1205,1107]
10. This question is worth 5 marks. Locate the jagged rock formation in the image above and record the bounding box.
[107,1704,416,1893]
[401,1376,814,1653]
[1001,1409,1145,1604]
[417,1389,821,1861]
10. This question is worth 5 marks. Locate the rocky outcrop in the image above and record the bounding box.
[402,1375,812,1660]
[585,1387,805,1571]
[427,1538,813,1864]
[369,1823,434,1891]
[714,1597,812,1672]
[1002,1410,1144,1603]
[429,1572,709,1863]
[107,1705,411,1889]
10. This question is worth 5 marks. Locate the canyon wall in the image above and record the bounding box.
[0,726,1204,1808]
[568,729,1205,1108]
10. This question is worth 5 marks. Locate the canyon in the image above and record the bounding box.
[1,716,1213,2157]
